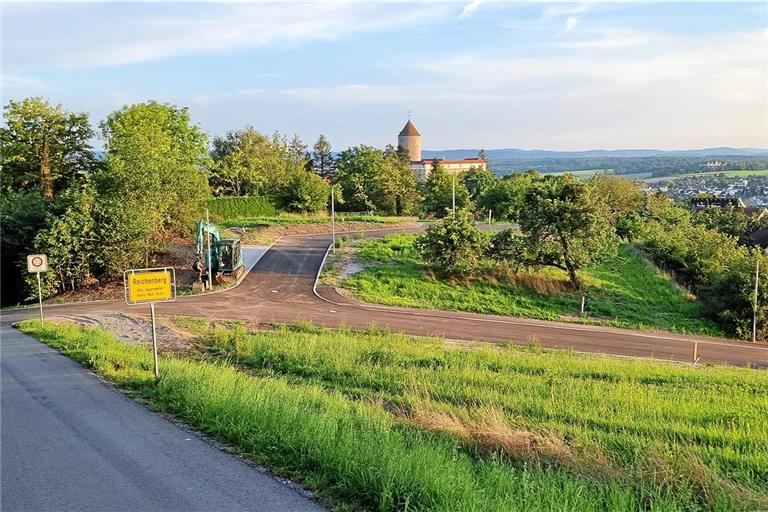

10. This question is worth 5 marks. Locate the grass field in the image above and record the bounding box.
[338,234,723,336]
[19,320,768,511]
[219,213,418,229]
[681,170,768,178]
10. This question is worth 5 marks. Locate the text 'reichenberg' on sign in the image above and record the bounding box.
[123,268,177,305]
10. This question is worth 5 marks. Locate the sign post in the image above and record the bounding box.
[27,254,48,327]
[331,184,336,254]
[124,267,176,379]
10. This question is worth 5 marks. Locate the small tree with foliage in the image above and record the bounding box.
[517,175,618,289]
[477,170,539,222]
[462,165,498,205]
[415,209,486,275]
[421,161,470,217]
[309,134,336,178]
[277,169,330,213]
[335,145,385,212]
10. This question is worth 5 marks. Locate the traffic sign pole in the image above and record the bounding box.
[36,272,43,327]
[150,302,159,379]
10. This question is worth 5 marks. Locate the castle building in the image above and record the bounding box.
[398,120,486,181]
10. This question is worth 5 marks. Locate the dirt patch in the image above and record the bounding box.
[49,313,195,352]
[241,221,419,245]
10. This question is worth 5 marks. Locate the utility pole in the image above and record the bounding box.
[331,184,336,254]
[206,208,213,291]
[452,174,456,215]
[754,256,760,343]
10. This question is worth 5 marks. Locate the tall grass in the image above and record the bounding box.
[207,196,277,220]
[16,319,707,512]
[344,234,723,336]
[186,321,768,509]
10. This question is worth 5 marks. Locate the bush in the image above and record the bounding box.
[206,196,277,220]
[277,170,329,213]
[415,210,486,275]
[486,229,525,272]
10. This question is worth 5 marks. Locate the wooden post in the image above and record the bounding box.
[692,342,699,364]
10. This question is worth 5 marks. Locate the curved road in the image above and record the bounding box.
[4,227,767,367]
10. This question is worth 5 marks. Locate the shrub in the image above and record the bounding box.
[277,170,330,213]
[206,196,277,220]
[415,210,486,275]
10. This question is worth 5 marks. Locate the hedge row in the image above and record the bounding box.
[206,196,277,220]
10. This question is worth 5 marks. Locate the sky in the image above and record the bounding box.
[2,1,767,151]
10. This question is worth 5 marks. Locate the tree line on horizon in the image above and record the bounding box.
[1,96,765,340]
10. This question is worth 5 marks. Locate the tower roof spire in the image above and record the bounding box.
[399,119,421,137]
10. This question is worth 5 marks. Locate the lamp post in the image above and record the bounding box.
[331,184,336,254]
[754,254,761,343]
[452,174,456,215]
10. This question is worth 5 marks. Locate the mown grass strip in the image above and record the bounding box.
[17,320,708,512]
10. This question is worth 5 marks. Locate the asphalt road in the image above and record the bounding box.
[4,226,768,368]
[0,323,326,512]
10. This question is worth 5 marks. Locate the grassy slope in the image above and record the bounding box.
[219,213,417,229]
[20,320,767,511]
[341,234,723,336]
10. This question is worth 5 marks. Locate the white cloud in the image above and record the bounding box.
[564,16,580,32]
[3,3,457,69]
[283,28,768,149]
[461,0,482,17]
[540,3,591,20]
[553,29,654,49]
[1,75,42,88]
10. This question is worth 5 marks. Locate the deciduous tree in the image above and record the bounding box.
[517,175,618,289]
[1,97,94,198]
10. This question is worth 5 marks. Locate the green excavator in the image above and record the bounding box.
[194,220,244,290]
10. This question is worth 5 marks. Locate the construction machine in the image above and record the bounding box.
[194,220,244,291]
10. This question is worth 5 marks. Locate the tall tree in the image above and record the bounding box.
[210,127,287,196]
[334,145,386,212]
[477,148,488,162]
[421,161,470,217]
[1,97,94,198]
[377,145,419,215]
[462,165,498,204]
[517,175,618,289]
[287,134,308,165]
[99,101,210,266]
[309,134,336,178]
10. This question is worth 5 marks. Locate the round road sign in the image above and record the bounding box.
[27,254,48,273]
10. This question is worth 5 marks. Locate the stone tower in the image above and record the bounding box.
[398,120,422,162]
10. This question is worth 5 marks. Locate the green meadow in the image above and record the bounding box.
[338,234,723,336]
[19,320,768,511]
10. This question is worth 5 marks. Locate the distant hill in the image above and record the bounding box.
[422,147,768,160]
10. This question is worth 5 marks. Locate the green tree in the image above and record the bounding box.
[421,161,470,217]
[377,145,419,215]
[287,134,308,166]
[462,165,498,205]
[335,145,385,212]
[517,175,618,289]
[309,134,336,178]
[30,180,98,296]
[1,97,94,198]
[415,209,487,275]
[210,127,286,196]
[277,169,330,213]
[477,172,538,222]
[700,249,767,340]
[99,101,210,267]
[0,190,49,305]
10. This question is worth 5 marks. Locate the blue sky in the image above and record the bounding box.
[2,1,767,151]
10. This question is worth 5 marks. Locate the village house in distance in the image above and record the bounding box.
[397,120,486,180]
